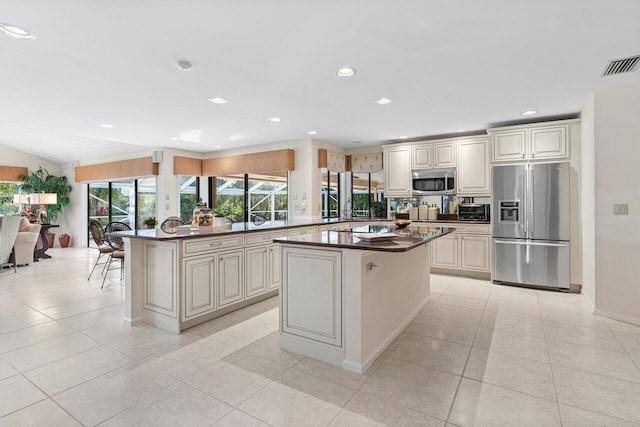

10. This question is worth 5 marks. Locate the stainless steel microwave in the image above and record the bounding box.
[411,168,456,195]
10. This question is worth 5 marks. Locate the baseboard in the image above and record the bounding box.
[593,308,640,328]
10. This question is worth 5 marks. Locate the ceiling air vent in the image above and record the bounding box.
[601,55,640,77]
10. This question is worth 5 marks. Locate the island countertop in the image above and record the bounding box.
[273,227,454,252]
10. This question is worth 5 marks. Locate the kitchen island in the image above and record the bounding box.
[274,226,452,374]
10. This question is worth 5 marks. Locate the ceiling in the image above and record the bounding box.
[1,0,639,165]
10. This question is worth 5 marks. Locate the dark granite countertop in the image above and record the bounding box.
[273,227,454,253]
[108,217,485,241]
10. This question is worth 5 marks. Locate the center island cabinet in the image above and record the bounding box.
[112,221,451,374]
[273,225,452,374]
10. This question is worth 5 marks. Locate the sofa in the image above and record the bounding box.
[15,217,41,265]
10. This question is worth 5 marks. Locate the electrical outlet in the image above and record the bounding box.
[302,193,306,200]
[293,193,297,200]
[613,204,629,215]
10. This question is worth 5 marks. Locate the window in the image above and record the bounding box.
[215,175,245,223]
[178,175,199,223]
[213,173,288,225]
[136,177,156,229]
[248,174,288,224]
[0,182,20,216]
[88,177,156,244]
[351,170,387,218]
[321,168,340,218]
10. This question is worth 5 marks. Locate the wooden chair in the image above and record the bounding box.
[88,220,113,280]
[101,221,131,289]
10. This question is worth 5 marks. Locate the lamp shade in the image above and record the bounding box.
[27,193,40,204]
[39,193,58,205]
[13,194,30,204]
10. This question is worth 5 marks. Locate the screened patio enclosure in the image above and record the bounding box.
[215,174,288,224]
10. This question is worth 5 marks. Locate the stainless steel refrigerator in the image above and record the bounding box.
[491,162,570,290]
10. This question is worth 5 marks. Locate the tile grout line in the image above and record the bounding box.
[538,292,565,427]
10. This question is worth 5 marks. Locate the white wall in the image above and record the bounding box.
[0,143,62,175]
[585,81,640,323]
[580,95,596,306]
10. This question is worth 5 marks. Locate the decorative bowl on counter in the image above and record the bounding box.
[395,219,412,229]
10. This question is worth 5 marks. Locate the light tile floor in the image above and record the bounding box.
[1,248,640,426]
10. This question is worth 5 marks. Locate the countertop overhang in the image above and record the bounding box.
[273,227,454,252]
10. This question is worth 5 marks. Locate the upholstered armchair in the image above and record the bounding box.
[0,216,21,273]
[15,217,41,266]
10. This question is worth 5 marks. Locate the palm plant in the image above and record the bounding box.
[18,167,73,222]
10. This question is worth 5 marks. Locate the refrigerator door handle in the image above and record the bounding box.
[529,168,534,235]
[522,171,528,234]
[494,240,568,248]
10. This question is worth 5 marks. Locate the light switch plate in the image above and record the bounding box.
[614,204,629,215]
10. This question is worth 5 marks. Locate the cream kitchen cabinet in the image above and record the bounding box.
[383,145,412,197]
[268,244,280,290]
[457,138,490,195]
[218,249,244,307]
[430,222,491,275]
[183,255,216,319]
[431,234,459,269]
[245,246,268,297]
[434,142,456,168]
[411,143,432,169]
[411,141,456,169]
[459,234,490,272]
[490,122,570,163]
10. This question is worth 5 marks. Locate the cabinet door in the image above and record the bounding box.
[245,246,268,297]
[383,146,412,197]
[457,138,490,195]
[431,234,459,269]
[492,130,527,162]
[411,143,432,169]
[183,256,215,319]
[434,142,456,168]
[530,125,568,160]
[460,235,490,272]
[268,244,280,290]
[218,249,244,307]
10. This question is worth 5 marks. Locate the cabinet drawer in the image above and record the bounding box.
[245,230,287,246]
[437,223,490,234]
[183,235,243,255]
[287,226,318,236]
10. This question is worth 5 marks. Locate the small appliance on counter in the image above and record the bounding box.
[458,204,490,221]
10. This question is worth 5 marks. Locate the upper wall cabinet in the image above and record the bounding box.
[457,138,490,195]
[411,141,456,169]
[383,145,412,197]
[489,122,570,163]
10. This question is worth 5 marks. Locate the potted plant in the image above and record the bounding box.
[212,206,229,227]
[18,167,72,223]
[143,216,158,229]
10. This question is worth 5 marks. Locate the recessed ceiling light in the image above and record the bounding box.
[308,130,318,135]
[100,124,114,128]
[0,24,36,40]
[352,141,363,144]
[214,145,222,149]
[176,60,192,70]
[268,117,281,122]
[376,98,392,105]
[208,97,227,104]
[456,129,466,132]
[398,136,409,139]
[521,110,538,116]
[336,67,356,77]
[170,137,179,141]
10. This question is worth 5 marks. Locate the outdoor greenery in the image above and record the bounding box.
[0,182,19,216]
[143,216,158,227]
[18,168,72,222]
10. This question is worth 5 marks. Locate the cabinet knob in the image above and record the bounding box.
[532,153,535,158]
[522,153,525,158]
